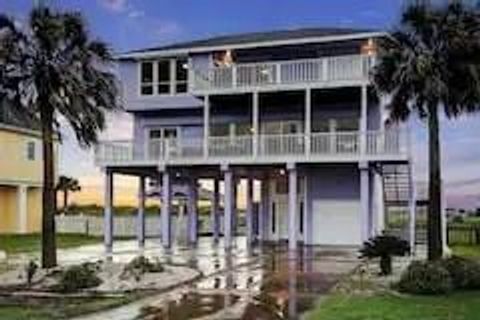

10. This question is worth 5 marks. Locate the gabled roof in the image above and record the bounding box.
[118,27,385,59]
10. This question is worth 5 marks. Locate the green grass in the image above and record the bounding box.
[451,245,480,260]
[308,291,480,320]
[0,296,137,320]
[0,234,102,254]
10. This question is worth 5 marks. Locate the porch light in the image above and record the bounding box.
[279,169,286,176]
[361,38,377,56]
[182,63,189,69]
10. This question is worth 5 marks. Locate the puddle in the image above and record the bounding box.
[136,292,240,320]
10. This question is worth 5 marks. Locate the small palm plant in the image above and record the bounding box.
[360,234,410,276]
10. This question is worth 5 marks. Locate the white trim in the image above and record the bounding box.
[118,32,387,60]
[17,185,28,234]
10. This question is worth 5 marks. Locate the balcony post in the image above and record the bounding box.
[287,163,298,252]
[259,175,269,242]
[222,165,234,250]
[137,176,146,248]
[211,178,220,243]
[160,168,172,249]
[305,88,312,156]
[246,175,254,245]
[360,85,368,156]
[232,65,237,88]
[104,169,114,254]
[187,177,198,245]
[359,162,370,243]
[252,92,259,157]
[204,95,210,158]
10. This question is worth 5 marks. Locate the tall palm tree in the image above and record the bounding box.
[56,175,81,214]
[372,2,480,260]
[0,7,120,267]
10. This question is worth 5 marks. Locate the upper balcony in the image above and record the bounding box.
[190,54,372,95]
[94,129,410,168]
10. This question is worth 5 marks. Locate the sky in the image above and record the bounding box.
[1,0,480,209]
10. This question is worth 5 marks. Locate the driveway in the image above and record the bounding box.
[72,237,358,320]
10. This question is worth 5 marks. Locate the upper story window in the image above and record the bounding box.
[26,141,36,161]
[140,62,154,95]
[140,58,188,96]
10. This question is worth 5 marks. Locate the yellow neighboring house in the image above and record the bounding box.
[0,122,46,233]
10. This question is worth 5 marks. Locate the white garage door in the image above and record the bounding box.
[312,200,361,245]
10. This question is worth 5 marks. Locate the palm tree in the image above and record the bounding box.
[56,175,81,214]
[0,7,120,267]
[372,2,480,260]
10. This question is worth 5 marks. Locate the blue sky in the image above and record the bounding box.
[1,0,480,208]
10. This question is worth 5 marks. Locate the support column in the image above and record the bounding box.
[223,166,233,249]
[305,88,312,156]
[187,178,198,245]
[359,163,370,243]
[360,85,368,155]
[373,170,385,234]
[259,176,269,242]
[252,92,259,157]
[304,171,313,245]
[137,176,146,247]
[408,171,417,255]
[246,176,254,244]
[161,170,172,249]
[204,95,210,158]
[104,170,113,253]
[211,178,220,242]
[17,185,28,234]
[288,163,298,252]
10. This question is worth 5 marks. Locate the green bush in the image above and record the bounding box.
[121,256,164,281]
[57,262,102,292]
[442,256,480,290]
[398,261,453,295]
[360,234,410,275]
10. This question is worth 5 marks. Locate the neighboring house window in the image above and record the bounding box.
[157,60,171,94]
[175,59,188,94]
[140,58,189,96]
[27,141,35,161]
[140,61,154,95]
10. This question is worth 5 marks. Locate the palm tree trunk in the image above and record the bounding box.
[40,104,57,268]
[63,190,68,214]
[427,104,443,261]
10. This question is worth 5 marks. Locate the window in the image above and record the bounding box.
[140,58,189,96]
[175,59,188,93]
[271,203,276,233]
[157,60,171,94]
[299,202,304,234]
[27,141,35,161]
[140,62,154,95]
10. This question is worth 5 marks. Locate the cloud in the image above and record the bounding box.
[99,0,128,13]
[153,20,183,39]
[128,10,145,19]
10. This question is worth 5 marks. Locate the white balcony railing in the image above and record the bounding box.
[191,54,372,92]
[95,130,409,166]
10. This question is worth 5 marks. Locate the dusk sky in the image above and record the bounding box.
[1,0,479,208]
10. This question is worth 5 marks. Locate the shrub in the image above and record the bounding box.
[397,261,453,295]
[442,256,480,290]
[57,262,102,292]
[360,234,410,275]
[121,256,164,281]
[25,260,38,286]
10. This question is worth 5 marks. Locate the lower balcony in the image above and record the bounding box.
[94,130,410,167]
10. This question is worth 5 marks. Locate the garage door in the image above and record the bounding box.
[312,200,361,245]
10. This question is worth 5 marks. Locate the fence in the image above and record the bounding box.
[55,214,235,238]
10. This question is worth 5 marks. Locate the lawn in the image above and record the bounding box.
[0,296,138,320]
[308,291,480,320]
[308,245,480,320]
[0,233,102,254]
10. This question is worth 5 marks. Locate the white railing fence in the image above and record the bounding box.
[55,215,229,238]
[95,130,407,165]
[192,54,371,92]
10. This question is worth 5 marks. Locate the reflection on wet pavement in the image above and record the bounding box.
[75,238,358,320]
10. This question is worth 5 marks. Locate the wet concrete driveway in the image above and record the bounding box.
[75,237,358,320]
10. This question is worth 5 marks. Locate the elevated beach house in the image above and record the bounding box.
[95,28,416,251]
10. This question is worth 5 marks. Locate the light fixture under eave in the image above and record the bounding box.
[182,63,189,69]
[361,38,377,56]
